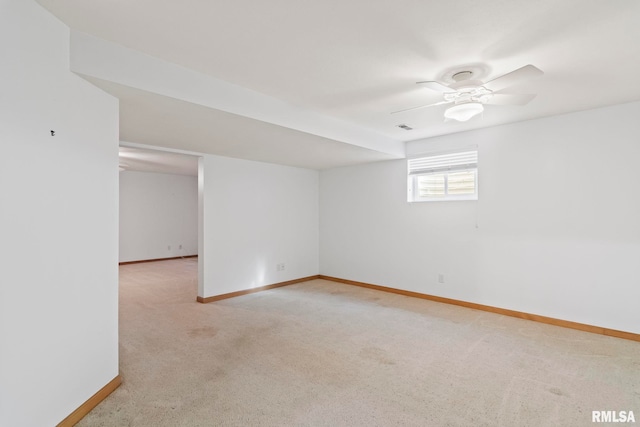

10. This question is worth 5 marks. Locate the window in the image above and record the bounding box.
[408,149,478,202]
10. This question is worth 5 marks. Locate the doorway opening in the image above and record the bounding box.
[118,144,201,299]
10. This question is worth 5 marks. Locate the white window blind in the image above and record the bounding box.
[407,149,478,202]
[408,150,477,175]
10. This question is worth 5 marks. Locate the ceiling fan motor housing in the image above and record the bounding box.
[444,82,493,105]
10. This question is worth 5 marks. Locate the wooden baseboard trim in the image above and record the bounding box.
[57,375,121,427]
[318,275,640,343]
[197,275,321,303]
[119,255,198,265]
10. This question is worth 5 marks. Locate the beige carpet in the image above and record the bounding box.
[79,258,640,426]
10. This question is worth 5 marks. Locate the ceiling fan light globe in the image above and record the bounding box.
[444,102,484,122]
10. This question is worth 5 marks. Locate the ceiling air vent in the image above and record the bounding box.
[397,124,413,131]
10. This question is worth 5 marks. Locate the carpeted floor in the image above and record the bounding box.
[79,258,640,426]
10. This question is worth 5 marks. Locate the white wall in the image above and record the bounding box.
[0,1,119,426]
[320,101,640,334]
[199,154,319,298]
[119,171,198,262]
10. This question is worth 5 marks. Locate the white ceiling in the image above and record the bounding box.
[38,0,640,170]
[95,77,397,171]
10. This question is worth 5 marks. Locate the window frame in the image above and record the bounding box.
[407,149,478,202]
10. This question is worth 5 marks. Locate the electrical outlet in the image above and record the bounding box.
[179,244,183,250]
[438,274,445,284]
[276,263,285,271]
[168,245,171,251]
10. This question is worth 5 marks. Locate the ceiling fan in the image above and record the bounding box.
[393,64,543,122]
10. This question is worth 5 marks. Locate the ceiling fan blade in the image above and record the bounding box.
[483,65,543,92]
[391,100,452,115]
[416,81,455,93]
[485,93,537,106]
